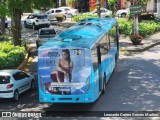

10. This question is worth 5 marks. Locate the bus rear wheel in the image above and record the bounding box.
[102,75,106,94]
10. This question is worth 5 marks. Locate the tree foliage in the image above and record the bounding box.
[137,0,148,6]
[68,0,78,5]
[108,0,116,16]
[0,1,8,17]
[6,0,54,46]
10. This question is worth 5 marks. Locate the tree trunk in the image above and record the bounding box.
[0,17,5,34]
[11,9,22,46]
[97,0,101,18]
[0,0,6,34]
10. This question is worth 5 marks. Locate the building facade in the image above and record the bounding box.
[55,0,157,13]
[120,0,157,12]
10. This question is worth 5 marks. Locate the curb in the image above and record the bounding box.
[16,53,29,70]
[120,41,160,52]
[51,22,76,27]
[16,44,31,70]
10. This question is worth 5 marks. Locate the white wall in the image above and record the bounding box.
[158,0,160,17]
[146,0,155,12]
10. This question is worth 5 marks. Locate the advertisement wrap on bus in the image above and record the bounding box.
[38,18,119,103]
[38,48,91,95]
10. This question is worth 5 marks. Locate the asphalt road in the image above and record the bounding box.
[1,27,160,119]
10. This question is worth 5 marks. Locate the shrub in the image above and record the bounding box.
[0,41,26,69]
[72,13,98,22]
[139,21,160,37]
[118,19,133,36]
[118,19,160,37]
[56,14,64,22]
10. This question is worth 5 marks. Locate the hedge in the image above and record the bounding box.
[0,41,26,69]
[73,13,98,22]
[118,19,160,37]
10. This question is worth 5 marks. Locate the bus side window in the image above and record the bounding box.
[99,34,110,61]
[109,26,117,47]
[91,47,98,72]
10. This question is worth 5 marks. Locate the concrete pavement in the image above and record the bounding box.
[120,32,160,52]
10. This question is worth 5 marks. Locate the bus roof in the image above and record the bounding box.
[40,18,117,49]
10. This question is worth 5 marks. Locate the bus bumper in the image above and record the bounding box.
[39,92,95,103]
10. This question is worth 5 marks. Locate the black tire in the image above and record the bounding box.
[68,13,73,18]
[63,15,66,20]
[102,75,106,94]
[115,53,118,63]
[13,90,19,101]
[5,23,8,28]
[47,24,50,28]
[24,21,27,28]
[36,41,39,49]
[32,23,37,30]
[30,80,35,90]
[121,13,126,18]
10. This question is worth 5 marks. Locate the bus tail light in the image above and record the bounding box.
[85,76,90,92]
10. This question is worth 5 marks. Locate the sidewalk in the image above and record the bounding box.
[120,32,160,52]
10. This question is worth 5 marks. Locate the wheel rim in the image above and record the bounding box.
[14,91,18,100]
[63,16,66,20]
[68,14,72,18]
[122,14,126,18]
[33,24,35,30]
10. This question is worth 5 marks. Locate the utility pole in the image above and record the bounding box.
[157,0,160,18]
[97,0,101,18]
[133,0,139,35]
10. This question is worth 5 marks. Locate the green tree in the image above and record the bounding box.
[129,0,148,35]
[0,0,8,34]
[7,0,54,46]
[108,0,116,16]
[96,0,101,18]
[68,0,78,5]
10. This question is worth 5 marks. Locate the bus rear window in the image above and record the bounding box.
[0,76,10,84]
[39,49,85,67]
[40,29,56,35]
[37,15,47,19]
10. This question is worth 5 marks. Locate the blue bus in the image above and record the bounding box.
[38,18,119,103]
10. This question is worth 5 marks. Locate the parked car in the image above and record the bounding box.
[24,13,50,30]
[45,8,68,21]
[58,6,79,17]
[36,27,57,48]
[0,69,35,101]
[116,8,130,18]
[0,18,9,28]
[90,8,112,17]
[5,18,8,28]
